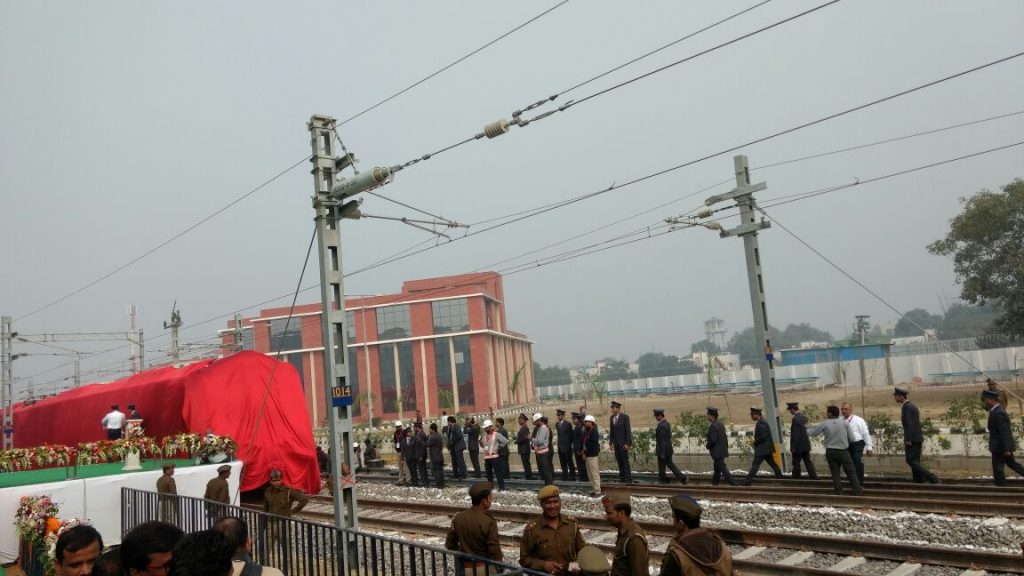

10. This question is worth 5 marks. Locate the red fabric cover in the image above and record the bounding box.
[181,351,319,494]
[12,351,319,494]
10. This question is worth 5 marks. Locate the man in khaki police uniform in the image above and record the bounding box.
[520,485,586,575]
[156,462,177,522]
[658,494,732,576]
[601,492,648,576]
[263,468,309,572]
[204,464,232,522]
[445,482,501,575]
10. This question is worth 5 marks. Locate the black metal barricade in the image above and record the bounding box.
[121,488,538,576]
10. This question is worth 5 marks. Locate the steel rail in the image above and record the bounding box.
[298,497,1024,574]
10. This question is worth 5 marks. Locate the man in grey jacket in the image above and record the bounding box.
[808,405,862,495]
[531,413,555,485]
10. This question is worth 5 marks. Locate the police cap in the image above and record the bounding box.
[576,545,610,574]
[982,389,1000,400]
[537,485,560,501]
[750,407,763,415]
[893,387,909,396]
[706,406,719,416]
[601,491,630,508]
[610,401,622,408]
[217,464,231,474]
[556,409,566,416]
[468,481,493,499]
[668,493,703,519]
[653,408,665,416]
[785,402,799,410]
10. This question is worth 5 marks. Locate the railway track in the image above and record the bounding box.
[355,472,1024,517]
[297,496,1024,575]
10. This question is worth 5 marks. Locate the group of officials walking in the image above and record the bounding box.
[446,482,732,576]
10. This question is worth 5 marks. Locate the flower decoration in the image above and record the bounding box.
[14,495,60,546]
[1,433,238,471]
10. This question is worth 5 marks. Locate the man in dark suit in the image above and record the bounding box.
[744,407,782,485]
[516,413,535,480]
[464,417,482,479]
[412,421,430,487]
[571,413,588,483]
[446,416,467,479]
[428,423,446,488]
[555,409,576,481]
[706,407,735,485]
[654,408,687,484]
[608,401,633,483]
[983,389,1024,486]
[894,387,938,484]
[786,402,817,479]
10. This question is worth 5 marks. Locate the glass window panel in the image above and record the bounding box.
[454,335,474,406]
[379,344,398,413]
[431,299,469,334]
[434,338,454,412]
[269,318,302,352]
[376,305,411,340]
[348,347,361,416]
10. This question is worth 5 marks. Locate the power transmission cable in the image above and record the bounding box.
[234,224,319,502]
[344,49,1024,278]
[16,155,311,322]
[337,1,571,127]
[759,139,1024,211]
[756,207,996,380]
[389,0,839,175]
[552,0,773,98]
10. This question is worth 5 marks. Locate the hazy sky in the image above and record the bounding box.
[2,1,1023,397]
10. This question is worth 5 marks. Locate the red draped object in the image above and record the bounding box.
[12,351,319,494]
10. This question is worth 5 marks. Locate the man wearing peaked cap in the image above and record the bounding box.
[704,407,735,485]
[516,413,535,481]
[986,378,1010,410]
[446,482,501,574]
[204,463,232,522]
[787,401,817,480]
[571,412,588,485]
[556,408,576,482]
[982,388,1024,486]
[894,385,939,484]
[156,461,177,522]
[609,400,633,484]
[742,406,782,485]
[660,494,733,576]
[520,484,586,574]
[601,491,648,576]
[654,408,688,485]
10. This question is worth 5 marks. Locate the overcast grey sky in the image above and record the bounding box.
[2,1,1023,396]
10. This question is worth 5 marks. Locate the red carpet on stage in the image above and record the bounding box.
[13,352,320,494]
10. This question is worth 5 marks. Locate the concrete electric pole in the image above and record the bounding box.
[309,115,392,542]
[163,305,182,365]
[1,316,13,449]
[705,155,786,472]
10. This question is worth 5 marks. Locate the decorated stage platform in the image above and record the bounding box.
[0,460,242,564]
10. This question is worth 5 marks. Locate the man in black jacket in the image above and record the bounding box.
[787,402,817,479]
[608,401,633,483]
[743,407,782,485]
[446,416,467,479]
[428,423,446,488]
[984,389,1024,486]
[571,413,588,483]
[464,417,482,479]
[516,413,535,480]
[706,407,736,486]
[555,409,576,481]
[655,408,687,484]
[895,387,938,484]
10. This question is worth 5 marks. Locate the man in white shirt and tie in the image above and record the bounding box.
[841,402,872,484]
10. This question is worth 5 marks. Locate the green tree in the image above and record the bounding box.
[928,179,1024,337]
[596,358,633,381]
[938,303,1000,339]
[780,323,833,345]
[636,352,682,378]
[689,340,722,354]
[533,362,571,387]
[894,308,943,337]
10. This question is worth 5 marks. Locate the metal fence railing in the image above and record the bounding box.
[121,487,539,576]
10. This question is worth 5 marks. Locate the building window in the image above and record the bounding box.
[379,342,415,414]
[285,354,304,388]
[432,299,469,334]
[454,335,474,406]
[269,318,302,352]
[376,305,411,340]
[346,311,356,343]
[434,338,454,412]
[379,344,398,413]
